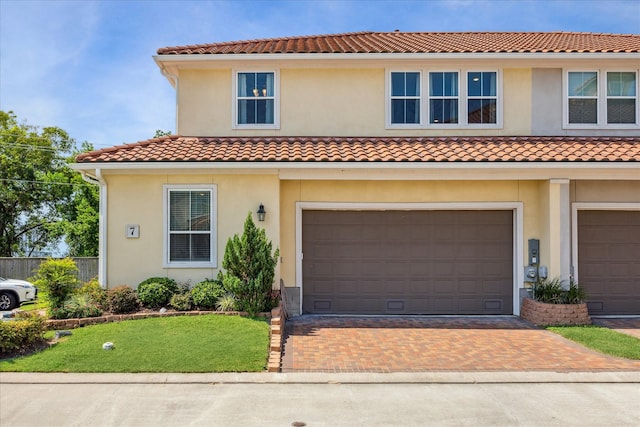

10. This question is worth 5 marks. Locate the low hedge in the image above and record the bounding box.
[0,313,47,353]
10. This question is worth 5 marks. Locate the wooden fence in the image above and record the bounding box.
[0,257,98,283]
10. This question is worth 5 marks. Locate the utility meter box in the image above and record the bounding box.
[524,266,538,283]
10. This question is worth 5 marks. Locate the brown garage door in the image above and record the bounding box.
[578,210,640,315]
[302,210,513,315]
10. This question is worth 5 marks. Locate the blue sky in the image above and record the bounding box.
[1,0,639,150]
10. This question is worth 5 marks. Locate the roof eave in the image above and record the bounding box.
[71,160,640,179]
[154,51,640,64]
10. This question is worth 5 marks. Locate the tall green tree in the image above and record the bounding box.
[222,213,279,316]
[0,110,98,256]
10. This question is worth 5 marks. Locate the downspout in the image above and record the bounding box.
[80,169,108,288]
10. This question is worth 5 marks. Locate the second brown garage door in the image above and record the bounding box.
[578,210,640,315]
[302,210,514,315]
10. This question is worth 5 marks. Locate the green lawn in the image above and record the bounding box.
[18,292,49,312]
[548,325,640,360]
[0,315,270,372]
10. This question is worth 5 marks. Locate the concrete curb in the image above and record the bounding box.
[2,371,639,384]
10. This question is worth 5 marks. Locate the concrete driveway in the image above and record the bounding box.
[281,316,640,372]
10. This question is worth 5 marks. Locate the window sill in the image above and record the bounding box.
[232,124,280,130]
[163,261,217,269]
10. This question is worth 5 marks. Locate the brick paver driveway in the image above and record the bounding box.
[281,316,640,372]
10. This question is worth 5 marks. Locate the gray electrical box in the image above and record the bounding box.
[524,266,538,283]
[528,239,540,266]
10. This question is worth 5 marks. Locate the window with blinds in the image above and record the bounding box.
[164,185,216,266]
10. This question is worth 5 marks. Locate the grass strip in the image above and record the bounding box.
[1,314,269,372]
[548,325,640,360]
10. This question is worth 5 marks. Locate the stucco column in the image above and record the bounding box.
[547,179,571,287]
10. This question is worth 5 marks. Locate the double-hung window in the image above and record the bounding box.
[390,72,421,125]
[234,71,279,128]
[607,72,637,124]
[565,70,638,127]
[386,69,500,128]
[567,71,598,124]
[429,72,459,124]
[164,185,216,267]
[467,72,497,124]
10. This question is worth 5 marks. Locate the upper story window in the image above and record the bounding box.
[387,69,501,129]
[467,72,497,124]
[607,72,637,124]
[234,71,279,129]
[390,72,421,124]
[164,185,217,268]
[429,72,459,124]
[565,70,638,128]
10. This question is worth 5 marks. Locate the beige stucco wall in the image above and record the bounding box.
[176,66,532,137]
[103,173,280,288]
[573,180,640,202]
[535,180,640,281]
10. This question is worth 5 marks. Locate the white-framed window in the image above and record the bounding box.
[564,70,638,128]
[607,71,637,124]
[429,71,459,124]
[163,185,217,268]
[386,69,501,129]
[233,71,279,129]
[467,71,497,124]
[390,71,421,125]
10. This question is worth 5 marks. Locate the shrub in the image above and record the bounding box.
[137,282,174,308]
[191,277,224,310]
[170,293,193,311]
[215,293,237,312]
[138,277,179,294]
[533,277,586,304]
[77,278,107,310]
[566,281,587,304]
[222,213,279,316]
[49,294,103,319]
[30,258,80,312]
[106,286,140,314]
[0,312,46,353]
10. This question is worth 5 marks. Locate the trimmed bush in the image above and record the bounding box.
[30,258,80,313]
[137,282,174,308]
[106,286,140,314]
[191,277,224,310]
[49,294,103,319]
[0,312,46,353]
[170,293,193,311]
[77,278,107,311]
[215,293,237,312]
[138,277,178,294]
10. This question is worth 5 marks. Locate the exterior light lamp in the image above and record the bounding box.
[257,204,266,221]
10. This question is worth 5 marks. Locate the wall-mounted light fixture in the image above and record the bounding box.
[257,204,266,221]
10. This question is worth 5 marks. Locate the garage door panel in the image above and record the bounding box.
[609,244,639,260]
[303,210,513,315]
[578,210,640,315]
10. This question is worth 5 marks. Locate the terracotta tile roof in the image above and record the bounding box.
[76,136,640,163]
[157,31,640,55]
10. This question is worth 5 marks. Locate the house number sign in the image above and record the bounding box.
[126,224,140,238]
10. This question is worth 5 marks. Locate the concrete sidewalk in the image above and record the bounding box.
[2,371,640,384]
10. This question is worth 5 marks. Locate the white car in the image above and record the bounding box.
[0,277,38,310]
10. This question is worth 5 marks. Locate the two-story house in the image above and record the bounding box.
[74,31,640,317]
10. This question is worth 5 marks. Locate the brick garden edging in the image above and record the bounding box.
[267,305,284,372]
[520,297,591,326]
